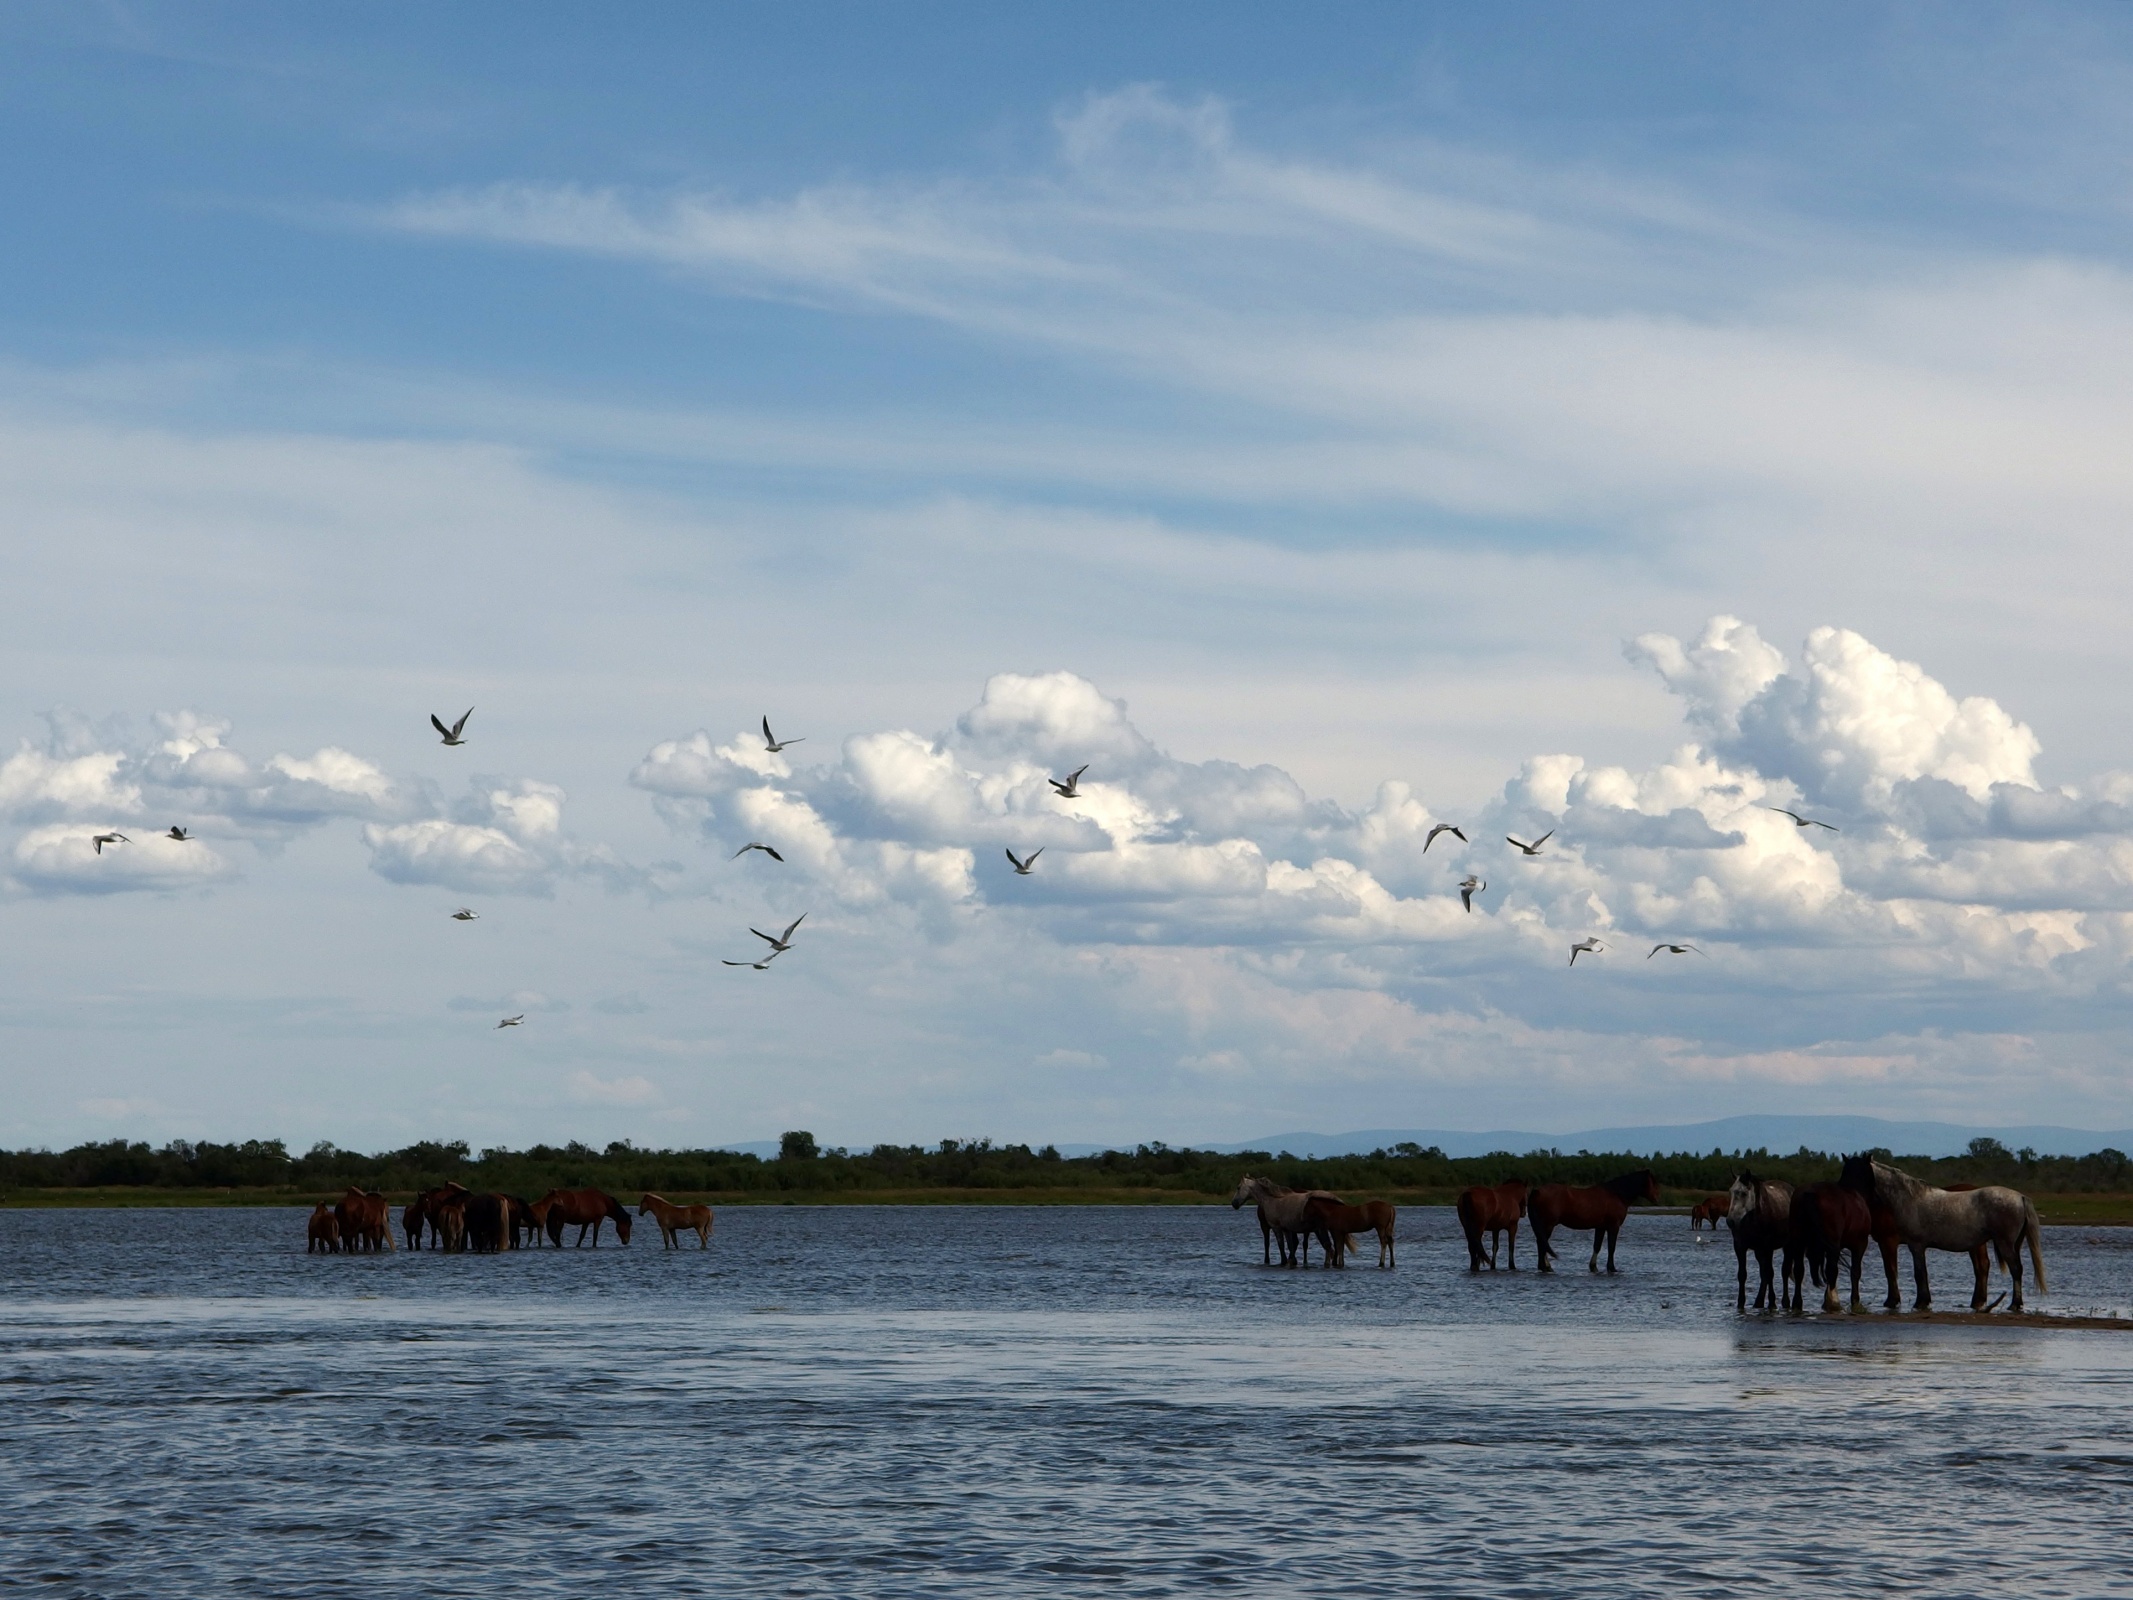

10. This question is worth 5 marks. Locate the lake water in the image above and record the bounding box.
[5,1204,2133,1598]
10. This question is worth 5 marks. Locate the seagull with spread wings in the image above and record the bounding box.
[431,708,473,746]
[723,952,782,971]
[166,826,191,842]
[1005,847,1042,875]
[91,832,129,854]
[733,842,785,862]
[1049,765,1088,799]
[762,717,803,753]
[1648,942,1705,959]
[1568,937,1605,966]
[1767,807,1838,832]
[1506,830,1554,856]
[1424,823,1467,852]
[496,1014,524,1028]
[1458,875,1485,913]
[750,913,807,954]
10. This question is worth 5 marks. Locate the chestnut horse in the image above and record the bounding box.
[306,1201,340,1254]
[1456,1180,1527,1271]
[638,1193,715,1250]
[1688,1193,1730,1230]
[333,1187,395,1252]
[540,1187,633,1247]
[1790,1181,1873,1312]
[1528,1170,1660,1273]
[1301,1196,1396,1268]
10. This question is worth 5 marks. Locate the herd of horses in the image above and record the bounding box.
[1236,1156,2049,1313]
[304,1184,714,1254]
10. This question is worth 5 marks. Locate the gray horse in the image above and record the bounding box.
[1871,1159,2047,1312]
[1727,1173,1799,1311]
[1230,1174,1341,1267]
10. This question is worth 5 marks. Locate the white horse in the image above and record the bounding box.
[1229,1175,1341,1267]
[1871,1160,2046,1312]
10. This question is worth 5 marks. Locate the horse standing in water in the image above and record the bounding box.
[1838,1156,1993,1309]
[1228,1175,1339,1266]
[1300,1196,1397,1267]
[539,1188,634,1247]
[1456,1180,1528,1271]
[463,1192,513,1253]
[1789,1181,1873,1313]
[1528,1171,1658,1273]
[638,1193,715,1250]
[1688,1193,1731,1230]
[334,1187,395,1252]
[1727,1172,1797,1310]
[1862,1157,2046,1312]
[306,1201,340,1254]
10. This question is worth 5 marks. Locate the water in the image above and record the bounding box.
[5,1206,2133,1599]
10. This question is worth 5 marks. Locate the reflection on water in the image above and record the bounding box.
[4,1205,2131,1598]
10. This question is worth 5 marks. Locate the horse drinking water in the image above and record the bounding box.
[538,1188,634,1248]
[1527,1170,1659,1273]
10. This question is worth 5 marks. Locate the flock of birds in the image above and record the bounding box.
[81,705,1851,1017]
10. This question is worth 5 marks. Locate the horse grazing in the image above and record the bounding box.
[1456,1180,1528,1271]
[307,1201,340,1254]
[333,1187,395,1253]
[540,1187,633,1247]
[1529,1170,1659,1273]
[1789,1181,1873,1313]
[1688,1193,1731,1230]
[1727,1172,1798,1310]
[1301,1196,1397,1268]
[1228,1175,1339,1267]
[639,1193,714,1250]
[1865,1157,2046,1312]
[463,1192,513,1253]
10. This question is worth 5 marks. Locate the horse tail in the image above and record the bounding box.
[2024,1199,2047,1295]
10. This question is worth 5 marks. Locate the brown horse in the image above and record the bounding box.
[1689,1193,1731,1230]
[407,1182,469,1250]
[463,1192,513,1253]
[333,1187,395,1252]
[1528,1170,1660,1273]
[1456,1180,1527,1271]
[430,1188,469,1252]
[1300,1197,1396,1268]
[306,1201,340,1254]
[1790,1181,1873,1312]
[540,1187,633,1247]
[506,1195,541,1248]
[638,1193,714,1250]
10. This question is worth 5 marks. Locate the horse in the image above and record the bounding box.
[402,1196,427,1251]
[333,1187,395,1253]
[306,1201,340,1254]
[506,1195,541,1249]
[1789,1181,1873,1313]
[430,1189,469,1252]
[1727,1172,1798,1310]
[1838,1156,1993,1308]
[1228,1175,1339,1267]
[463,1192,513,1253]
[539,1187,634,1248]
[1300,1196,1396,1268]
[1688,1193,1731,1230]
[1455,1180,1527,1271]
[1864,1157,2046,1312]
[409,1183,469,1250]
[638,1193,715,1250]
[1528,1170,1659,1273]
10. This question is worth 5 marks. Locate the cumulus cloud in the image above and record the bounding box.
[567,1070,659,1106]
[365,775,641,896]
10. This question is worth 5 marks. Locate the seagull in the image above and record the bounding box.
[732,843,786,862]
[1459,876,1485,913]
[1767,807,1838,832]
[166,826,191,842]
[1506,831,1554,856]
[1005,847,1042,875]
[451,908,479,921]
[496,1014,524,1028]
[431,708,473,746]
[750,913,807,953]
[1569,937,1605,967]
[91,832,129,854]
[722,952,782,971]
[1049,765,1089,799]
[1647,942,1704,959]
[1424,823,1467,852]
[762,717,803,753]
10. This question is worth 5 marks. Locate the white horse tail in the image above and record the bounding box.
[2024,1199,2047,1295]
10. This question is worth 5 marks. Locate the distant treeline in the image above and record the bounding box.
[3,1131,2129,1200]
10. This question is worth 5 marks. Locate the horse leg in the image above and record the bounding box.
[1910,1244,1931,1310]
[1535,1225,1554,1273]
[1506,1220,1517,1271]
[1605,1225,1619,1273]
[1261,1218,1272,1267]
[1876,1234,1901,1309]
[2007,1242,2025,1313]
[1822,1248,1841,1314]
[1969,1246,1990,1310]
[1736,1243,1749,1311]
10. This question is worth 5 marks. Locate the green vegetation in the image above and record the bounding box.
[1,1132,2129,1216]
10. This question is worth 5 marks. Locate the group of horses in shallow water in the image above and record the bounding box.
[1229,1175,1398,1266]
[306,1185,715,1254]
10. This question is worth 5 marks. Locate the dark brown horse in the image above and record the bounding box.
[1300,1196,1397,1268]
[540,1188,633,1247]
[1790,1181,1873,1312]
[1456,1180,1527,1271]
[1688,1193,1730,1230]
[506,1195,541,1248]
[1528,1170,1659,1273]
[306,1201,340,1254]
[406,1182,470,1250]
[463,1192,513,1253]
[1727,1171,1797,1310]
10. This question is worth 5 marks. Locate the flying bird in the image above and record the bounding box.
[1458,876,1485,913]
[750,913,807,953]
[732,842,786,862]
[1506,831,1554,856]
[166,826,191,842]
[91,832,129,854]
[496,1014,524,1029]
[1424,823,1467,852]
[431,708,473,746]
[450,909,479,921]
[1767,807,1838,832]
[762,717,803,753]
[1648,942,1705,959]
[1005,847,1042,875]
[1049,765,1089,799]
[1569,937,1605,967]
[722,952,782,971]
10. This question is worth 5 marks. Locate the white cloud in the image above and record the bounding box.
[567,1070,659,1106]
[364,776,639,897]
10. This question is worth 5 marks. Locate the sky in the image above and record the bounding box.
[8,3,2133,1152]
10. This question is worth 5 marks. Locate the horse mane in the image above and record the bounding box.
[1603,1169,1653,1201]
[1872,1159,1924,1198]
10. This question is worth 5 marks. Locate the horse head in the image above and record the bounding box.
[1838,1152,1875,1197]
[1635,1170,1661,1205]
[1229,1174,1262,1210]
[1728,1171,1757,1224]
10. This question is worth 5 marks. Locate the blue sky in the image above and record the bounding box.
[7,4,2133,1151]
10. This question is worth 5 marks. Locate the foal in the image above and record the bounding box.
[638,1193,714,1250]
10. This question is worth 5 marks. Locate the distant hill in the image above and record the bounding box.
[1207,1115,2133,1160]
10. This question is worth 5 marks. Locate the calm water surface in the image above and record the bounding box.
[5,1205,2133,1598]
